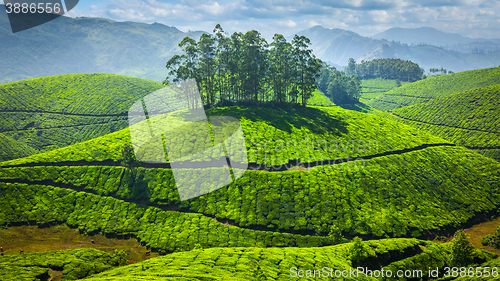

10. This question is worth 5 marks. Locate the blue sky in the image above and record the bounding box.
[35,0,500,39]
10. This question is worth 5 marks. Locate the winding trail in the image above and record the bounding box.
[1,143,459,171]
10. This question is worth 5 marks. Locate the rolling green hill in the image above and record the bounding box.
[0,73,164,162]
[0,105,447,167]
[75,238,497,281]
[2,240,497,280]
[0,248,126,281]
[0,75,335,163]
[82,239,432,280]
[360,78,409,104]
[364,67,500,111]
[306,89,335,107]
[1,73,499,280]
[1,106,499,243]
[391,85,500,160]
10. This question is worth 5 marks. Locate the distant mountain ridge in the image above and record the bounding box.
[372,27,476,46]
[0,5,203,84]
[297,25,500,73]
[372,26,500,53]
[2,3,500,84]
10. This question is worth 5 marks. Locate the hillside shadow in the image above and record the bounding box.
[206,106,349,136]
[337,102,373,113]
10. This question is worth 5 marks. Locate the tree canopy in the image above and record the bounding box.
[349,58,424,82]
[166,25,322,107]
[316,66,362,104]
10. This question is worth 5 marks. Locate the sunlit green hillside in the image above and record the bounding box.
[364,67,500,111]
[1,106,499,244]
[391,85,500,160]
[0,106,447,167]
[0,74,164,161]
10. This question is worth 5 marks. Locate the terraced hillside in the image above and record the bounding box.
[0,74,165,162]
[1,106,499,248]
[364,67,500,111]
[360,78,409,104]
[0,106,446,167]
[0,75,335,163]
[2,239,497,280]
[0,248,127,281]
[73,239,497,281]
[391,85,500,160]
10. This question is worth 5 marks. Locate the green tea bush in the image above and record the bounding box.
[365,67,500,111]
[84,238,425,281]
[0,73,164,161]
[2,146,499,238]
[0,248,126,280]
[306,89,335,107]
[391,85,500,160]
[0,182,330,253]
[1,106,447,167]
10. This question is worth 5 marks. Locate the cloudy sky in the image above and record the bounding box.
[62,0,500,39]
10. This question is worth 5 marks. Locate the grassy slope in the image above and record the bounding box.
[307,89,336,107]
[364,67,500,111]
[0,106,447,167]
[360,78,409,102]
[82,238,498,281]
[0,182,331,254]
[0,248,125,281]
[0,75,332,163]
[0,73,164,161]
[1,106,499,239]
[84,238,430,281]
[391,85,500,160]
[0,224,160,263]
[2,145,499,238]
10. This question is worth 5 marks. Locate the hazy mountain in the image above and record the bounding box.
[372,27,477,46]
[3,4,500,85]
[297,25,500,73]
[294,26,385,68]
[372,27,500,54]
[0,5,203,84]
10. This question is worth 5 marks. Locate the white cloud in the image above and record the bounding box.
[275,20,297,28]
[65,0,500,39]
[369,10,390,23]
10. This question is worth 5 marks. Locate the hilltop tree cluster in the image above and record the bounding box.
[316,66,362,104]
[166,24,322,107]
[346,58,424,82]
[429,67,454,75]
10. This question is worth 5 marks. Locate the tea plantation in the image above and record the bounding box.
[391,85,500,160]
[1,103,499,239]
[0,74,165,161]
[72,238,497,281]
[359,78,409,104]
[0,248,127,280]
[0,75,335,163]
[1,71,499,280]
[364,67,500,111]
[1,145,499,238]
[0,106,447,167]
